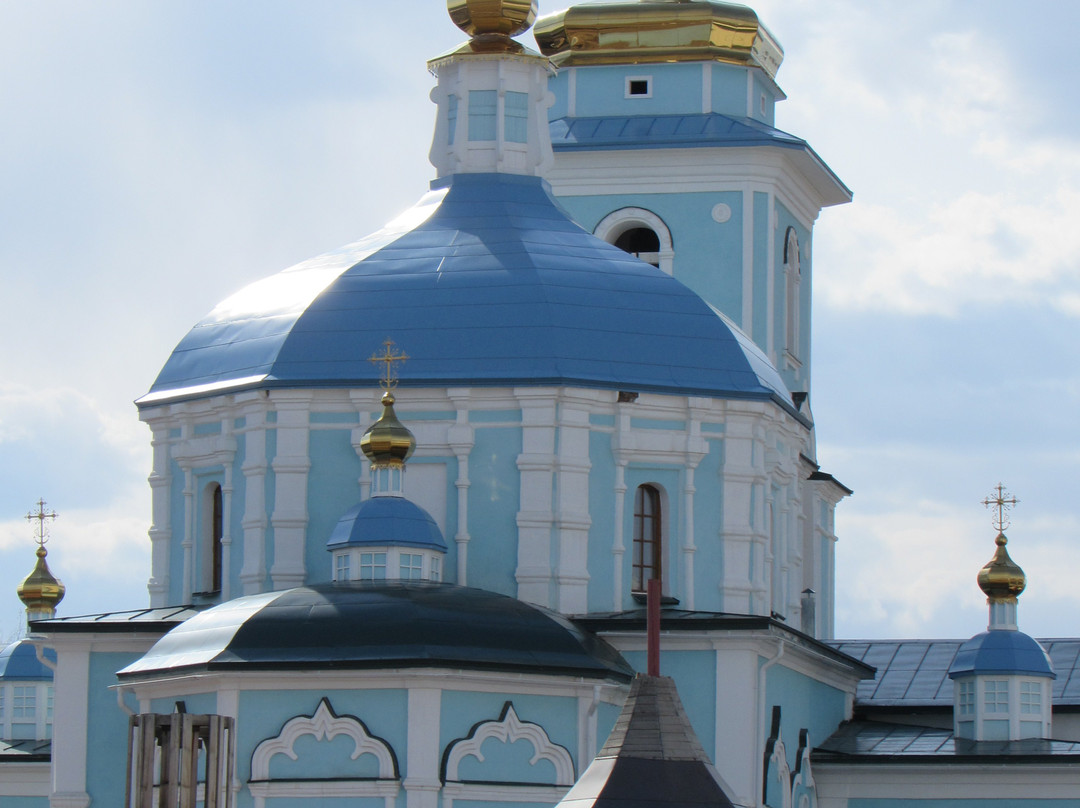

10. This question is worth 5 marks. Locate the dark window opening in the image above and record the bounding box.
[628,79,650,96]
[210,484,223,593]
[614,228,661,267]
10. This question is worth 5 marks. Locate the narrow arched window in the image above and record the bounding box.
[207,483,223,593]
[784,227,801,360]
[632,485,662,593]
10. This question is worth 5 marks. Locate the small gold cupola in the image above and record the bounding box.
[17,499,66,623]
[361,340,415,496]
[978,484,1025,630]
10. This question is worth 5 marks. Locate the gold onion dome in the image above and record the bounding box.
[447,0,538,53]
[359,391,416,468]
[534,0,783,77]
[977,532,1027,602]
[17,547,66,615]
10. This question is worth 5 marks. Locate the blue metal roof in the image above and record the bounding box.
[0,640,54,681]
[832,638,1080,708]
[117,582,635,681]
[550,113,807,151]
[140,173,795,413]
[327,497,447,552]
[949,630,1055,679]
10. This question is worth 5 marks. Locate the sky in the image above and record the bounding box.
[1,0,1078,643]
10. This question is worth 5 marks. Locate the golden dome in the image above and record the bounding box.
[977,532,1026,602]
[359,391,416,468]
[448,0,538,38]
[17,547,66,617]
[534,0,783,77]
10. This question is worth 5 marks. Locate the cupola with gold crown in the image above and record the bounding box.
[948,486,1055,742]
[428,0,555,177]
[328,342,448,583]
[17,499,66,624]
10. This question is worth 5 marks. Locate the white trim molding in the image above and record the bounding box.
[593,207,674,275]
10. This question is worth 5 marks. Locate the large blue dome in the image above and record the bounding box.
[948,630,1055,679]
[0,640,54,681]
[139,173,792,411]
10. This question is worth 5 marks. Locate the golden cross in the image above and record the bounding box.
[368,338,409,390]
[25,498,58,549]
[982,483,1018,533]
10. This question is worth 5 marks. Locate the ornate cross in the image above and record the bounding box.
[982,483,1018,533]
[368,338,409,390]
[25,498,58,549]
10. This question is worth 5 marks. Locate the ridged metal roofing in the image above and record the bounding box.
[140,173,793,411]
[832,639,1080,708]
[327,497,447,551]
[117,581,635,681]
[550,113,807,151]
[0,640,54,681]
[814,720,1080,760]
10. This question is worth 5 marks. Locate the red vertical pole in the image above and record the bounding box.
[647,577,661,677]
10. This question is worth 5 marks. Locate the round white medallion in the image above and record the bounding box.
[711,203,732,223]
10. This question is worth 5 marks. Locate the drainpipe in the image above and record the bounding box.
[756,641,785,807]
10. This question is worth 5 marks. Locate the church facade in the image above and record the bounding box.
[6,2,1080,808]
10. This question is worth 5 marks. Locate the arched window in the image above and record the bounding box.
[632,485,662,593]
[784,227,801,361]
[594,208,674,274]
[201,482,223,594]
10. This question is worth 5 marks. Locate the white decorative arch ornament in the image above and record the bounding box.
[763,707,792,808]
[443,702,575,786]
[790,729,817,808]
[248,698,399,808]
[594,207,675,275]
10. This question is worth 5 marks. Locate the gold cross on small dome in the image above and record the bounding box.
[982,483,1019,533]
[369,338,409,390]
[25,498,58,550]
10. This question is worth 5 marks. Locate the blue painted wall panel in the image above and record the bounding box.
[574,64,704,118]
[85,652,143,807]
[466,427,521,594]
[587,430,616,613]
[306,428,365,583]
[708,64,748,116]
[764,662,846,772]
[752,191,770,349]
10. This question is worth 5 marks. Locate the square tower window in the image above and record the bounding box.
[958,680,975,716]
[359,552,387,580]
[400,553,423,580]
[984,680,1009,713]
[626,77,652,98]
[1021,681,1042,714]
[468,90,497,141]
[504,91,529,144]
[334,553,351,582]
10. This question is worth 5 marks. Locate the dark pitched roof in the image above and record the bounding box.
[556,675,736,808]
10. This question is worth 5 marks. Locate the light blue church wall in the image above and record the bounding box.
[555,191,746,326]
[0,799,49,808]
[692,435,724,612]
[466,427,521,594]
[85,652,143,808]
[749,73,777,125]
[570,63,705,118]
[236,689,408,784]
[167,455,186,604]
[408,454,460,581]
[262,798,386,808]
[586,430,616,613]
[751,191,770,350]
[440,690,579,779]
[708,63,751,117]
[306,427,365,584]
[763,662,846,772]
[150,692,217,715]
[772,199,812,393]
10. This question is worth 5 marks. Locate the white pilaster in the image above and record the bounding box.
[50,645,90,808]
[515,389,557,608]
[146,421,172,607]
[405,688,442,808]
[720,411,767,614]
[556,392,592,614]
[269,392,313,590]
[240,405,269,595]
[447,389,474,586]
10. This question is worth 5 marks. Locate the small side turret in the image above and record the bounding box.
[17,500,65,625]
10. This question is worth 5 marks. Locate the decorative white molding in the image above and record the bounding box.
[250,698,398,782]
[443,703,575,786]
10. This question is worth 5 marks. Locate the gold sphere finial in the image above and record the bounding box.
[17,500,65,619]
[360,342,415,468]
[977,485,1026,602]
[448,0,537,46]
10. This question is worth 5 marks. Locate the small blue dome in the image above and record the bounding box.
[948,630,1055,679]
[327,497,447,552]
[140,173,794,412]
[0,640,55,681]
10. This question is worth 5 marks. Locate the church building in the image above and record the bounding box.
[4,2,1080,807]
